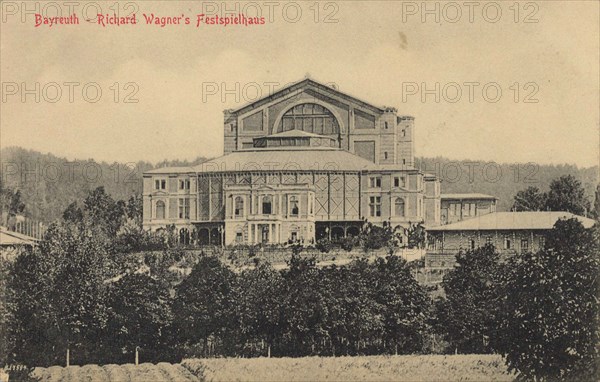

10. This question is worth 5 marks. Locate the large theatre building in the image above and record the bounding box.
[143,78,441,245]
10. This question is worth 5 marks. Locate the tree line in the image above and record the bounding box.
[2,146,598,223]
[2,219,431,365]
[1,216,598,381]
[512,174,600,218]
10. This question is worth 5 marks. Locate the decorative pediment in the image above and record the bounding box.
[254,184,278,191]
[231,78,384,116]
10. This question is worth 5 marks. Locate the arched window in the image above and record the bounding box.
[394,198,405,217]
[234,196,244,217]
[289,196,299,216]
[277,103,340,137]
[262,195,272,215]
[155,200,166,219]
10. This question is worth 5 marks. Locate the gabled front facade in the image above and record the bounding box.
[143,78,442,245]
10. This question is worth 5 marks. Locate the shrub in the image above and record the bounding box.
[494,219,600,381]
[316,238,333,253]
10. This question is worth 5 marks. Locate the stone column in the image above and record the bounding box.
[268,224,273,243]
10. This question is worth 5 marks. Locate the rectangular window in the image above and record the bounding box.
[505,237,512,250]
[463,204,470,217]
[178,198,190,219]
[155,179,166,190]
[161,180,166,190]
[521,239,529,252]
[369,196,381,217]
[235,232,243,243]
[394,177,399,187]
[539,235,545,249]
[384,152,388,160]
[369,177,381,188]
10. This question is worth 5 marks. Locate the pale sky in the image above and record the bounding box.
[1,1,598,167]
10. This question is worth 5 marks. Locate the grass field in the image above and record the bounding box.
[29,355,516,382]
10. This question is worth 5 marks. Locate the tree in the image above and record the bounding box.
[320,259,384,356]
[280,255,329,356]
[407,222,426,249]
[494,219,600,380]
[371,256,430,354]
[236,262,284,357]
[83,186,125,236]
[592,184,600,221]
[360,220,403,252]
[6,221,114,366]
[545,175,590,216]
[0,181,26,229]
[0,258,12,365]
[172,255,238,357]
[433,244,502,353]
[125,194,143,223]
[62,202,83,223]
[104,273,173,364]
[512,186,546,211]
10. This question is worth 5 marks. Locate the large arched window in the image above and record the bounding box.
[277,103,340,137]
[156,200,166,219]
[234,196,244,217]
[289,196,299,216]
[394,198,405,217]
[262,195,272,215]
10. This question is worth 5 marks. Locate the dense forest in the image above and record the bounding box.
[1,146,597,223]
[0,147,208,223]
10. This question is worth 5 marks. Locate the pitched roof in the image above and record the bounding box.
[145,166,196,175]
[230,78,385,115]
[0,227,39,246]
[428,211,596,231]
[441,193,498,200]
[191,148,381,173]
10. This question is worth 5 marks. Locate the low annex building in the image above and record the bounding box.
[427,211,596,256]
[440,193,498,225]
[143,78,443,245]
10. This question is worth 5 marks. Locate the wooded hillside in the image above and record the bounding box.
[1,147,597,223]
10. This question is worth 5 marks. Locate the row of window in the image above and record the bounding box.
[467,236,544,251]
[368,197,418,218]
[234,195,301,217]
[153,198,190,220]
[448,202,478,217]
[369,176,407,188]
[156,175,414,193]
[154,179,191,191]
